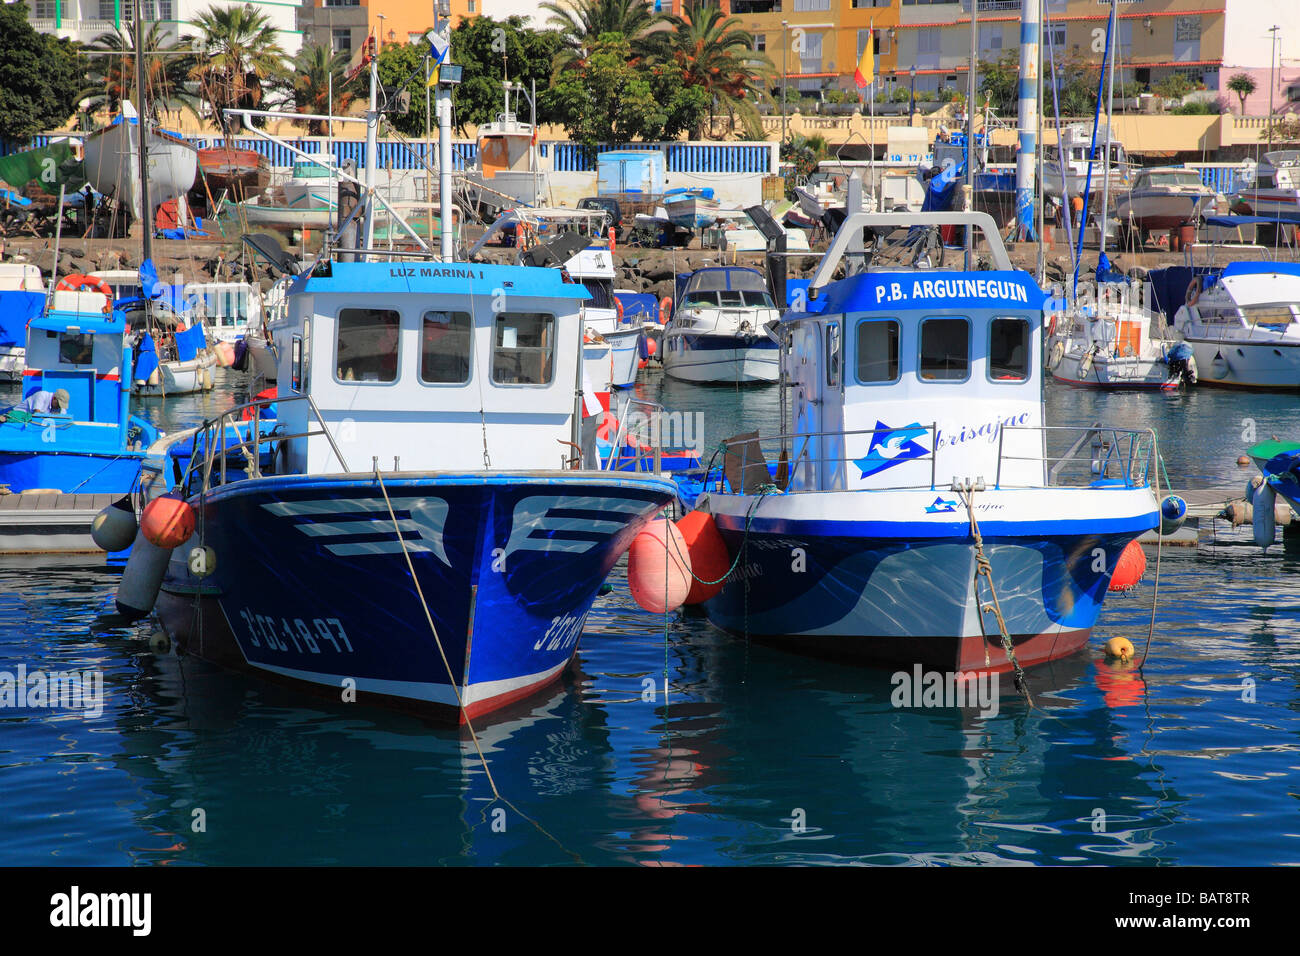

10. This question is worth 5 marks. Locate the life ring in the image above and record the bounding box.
[659,296,672,324]
[615,297,625,324]
[1047,313,1057,338]
[55,274,113,313]
[1047,340,1065,371]
[1185,279,1201,307]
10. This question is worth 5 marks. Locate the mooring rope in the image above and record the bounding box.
[959,484,1034,708]
[373,467,579,861]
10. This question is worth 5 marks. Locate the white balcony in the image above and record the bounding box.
[29,17,121,42]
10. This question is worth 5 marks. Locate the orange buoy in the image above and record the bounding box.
[638,357,648,369]
[677,510,730,604]
[1108,540,1147,592]
[140,495,196,549]
[213,341,236,367]
[628,517,692,614]
[646,338,657,357]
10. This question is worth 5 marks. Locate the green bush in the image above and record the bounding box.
[1172,100,1215,115]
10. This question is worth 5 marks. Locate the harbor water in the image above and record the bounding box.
[1,371,1298,866]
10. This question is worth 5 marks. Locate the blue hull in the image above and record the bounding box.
[158,471,676,720]
[704,516,1153,672]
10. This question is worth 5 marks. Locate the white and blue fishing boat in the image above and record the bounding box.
[662,187,721,231]
[0,283,159,552]
[662,267,780,384]
[685,211,1161,674]
[135,39,678,722]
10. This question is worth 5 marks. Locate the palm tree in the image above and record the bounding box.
[541,0,667,72]
[1227,72,1257,116]
[187,4,287,131]
[291,43,357,136]
[665,1,771,139]
[79,25,198,120]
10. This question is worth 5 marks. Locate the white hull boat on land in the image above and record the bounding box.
[81,102,197,222]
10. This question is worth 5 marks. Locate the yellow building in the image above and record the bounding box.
[724,0,903,97]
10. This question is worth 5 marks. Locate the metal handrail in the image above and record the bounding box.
[184,393,351,497]
[710,423,1156,495]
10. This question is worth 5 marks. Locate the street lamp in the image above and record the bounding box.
[377,13,387,52]
[910,65,917,121]
[782,20,790,147]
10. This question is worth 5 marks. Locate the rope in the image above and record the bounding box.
[372,467,578,860]
[958,484,1034,708]
[1137,434,1164,671]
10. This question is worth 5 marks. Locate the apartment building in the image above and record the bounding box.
[27,0,303,52]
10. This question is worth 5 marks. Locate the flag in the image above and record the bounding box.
[425,28,449,87]
[133,333,158,384]
[854,23,875,97]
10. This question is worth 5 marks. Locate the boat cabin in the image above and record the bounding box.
[272,261,591,473]
[22,289,131,431]
[779,212,1045,492]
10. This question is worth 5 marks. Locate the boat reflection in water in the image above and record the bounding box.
[108,604,1180,866]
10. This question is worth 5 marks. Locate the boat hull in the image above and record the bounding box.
[82,119,197,221]
[701,487,1157,672]
[1181,337,1300,388]
[1115,191,1216,231]
[0,449,144,496]
[155,471,676,721]
[133,355,217,396]
[663,333,778,383]
[1049,349,1179,389]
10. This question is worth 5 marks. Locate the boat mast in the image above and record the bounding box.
[1099,0,1117,260]
[436,21,454,261]
[1014,0,1040,241]
[134,0,151,270]
[362,39,378,255]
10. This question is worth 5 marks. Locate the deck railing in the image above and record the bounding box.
[707,423,1155,495]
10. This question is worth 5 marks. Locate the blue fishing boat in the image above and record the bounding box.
[133,40,678,722]
[675,211,1161,675]
[0,282,159,552]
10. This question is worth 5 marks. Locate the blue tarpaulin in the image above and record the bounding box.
[920,160,965,213]
[138,259,163,300]
[134,332,158,383]
[175,324,206,362]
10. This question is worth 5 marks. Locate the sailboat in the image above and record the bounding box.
[81,100,197,227]
[1045,0,1190,391]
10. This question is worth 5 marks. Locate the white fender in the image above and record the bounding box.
[115,530,175,620]
[1253,482,1277,549]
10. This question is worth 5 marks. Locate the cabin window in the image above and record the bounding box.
[59,333,94,365]
[988,317,1030,382]
[335,308,399,383]
[854,319,899,384]
[492,313,555,385]
[420,311,472,384]
[919,318,969,382]
[825,322,841,388]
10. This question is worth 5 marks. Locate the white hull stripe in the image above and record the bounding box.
[250,658,570,708]
[261,496,451,563]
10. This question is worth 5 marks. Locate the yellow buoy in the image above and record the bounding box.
[1104,637,1134,663]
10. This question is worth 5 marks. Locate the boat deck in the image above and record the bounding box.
[0,492,119,512]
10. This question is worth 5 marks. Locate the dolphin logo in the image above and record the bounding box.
[853,421,929,478]
[924,496,959,514]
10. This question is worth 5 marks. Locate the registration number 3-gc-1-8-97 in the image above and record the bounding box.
[238,610,354,654]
